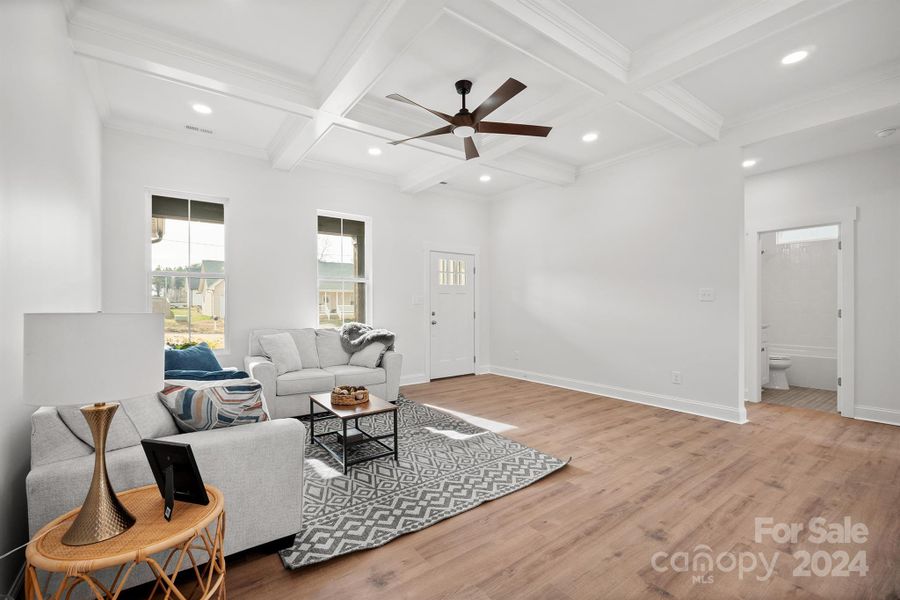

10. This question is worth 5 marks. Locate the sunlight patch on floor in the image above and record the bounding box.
[424,404,518,433]
[424,427,487,440]
[306,458,343,480]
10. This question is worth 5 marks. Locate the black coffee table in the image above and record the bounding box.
[307,393,398,474]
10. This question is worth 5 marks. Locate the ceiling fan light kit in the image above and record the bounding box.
[386,78,552,160]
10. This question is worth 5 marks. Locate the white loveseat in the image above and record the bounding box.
[244,328,402,418]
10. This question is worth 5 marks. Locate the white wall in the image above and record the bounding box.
[101,129,491,380]
[746,145,900,424]
[0,0,102,588]
[761,233,837,390]
[489,143,746,423]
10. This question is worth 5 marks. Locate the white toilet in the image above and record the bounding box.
[767,355,793,390]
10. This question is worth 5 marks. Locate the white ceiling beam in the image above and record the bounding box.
[629,0,854,88]
[485,0,631,82]
[723,60,900,147]
[459,0,721,143]
[487,151,576,186]
[269,0,448,171]
[68,7,320,115]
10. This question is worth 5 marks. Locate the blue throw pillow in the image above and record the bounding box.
[164,369,249,381]
[164,342,222,372]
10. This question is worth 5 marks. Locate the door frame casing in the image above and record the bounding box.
[744,207,856,416]
[424,244,480,382]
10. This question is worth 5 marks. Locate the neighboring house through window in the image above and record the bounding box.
[150,195,227,349]
[317,212,370,328]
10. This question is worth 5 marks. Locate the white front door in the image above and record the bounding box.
[429,251,475,379]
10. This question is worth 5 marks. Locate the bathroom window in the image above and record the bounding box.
[775,225,839,245]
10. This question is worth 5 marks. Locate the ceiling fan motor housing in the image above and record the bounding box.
[455,79,472,96]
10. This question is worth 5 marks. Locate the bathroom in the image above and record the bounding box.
[760,225,839,412]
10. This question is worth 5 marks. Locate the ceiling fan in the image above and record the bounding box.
[386,78,552,160]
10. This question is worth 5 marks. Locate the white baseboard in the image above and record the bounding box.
[488,365,747,424]
[475,364,492,375]
[400,373,428,386]
[853,405,900,427]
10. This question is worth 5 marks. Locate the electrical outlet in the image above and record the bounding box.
[671,371,682,385]
[513,350,521,362]
[698,288,716,302]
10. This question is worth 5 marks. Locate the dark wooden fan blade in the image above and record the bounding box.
[464,137,479,160]
[386,93,453,123]
[388,125,453,145]
[471,78,527,124]
[477,121,552,137]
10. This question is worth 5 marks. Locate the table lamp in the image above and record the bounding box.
[24,313,163,545]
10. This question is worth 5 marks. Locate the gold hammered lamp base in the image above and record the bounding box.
[61,402,136,546]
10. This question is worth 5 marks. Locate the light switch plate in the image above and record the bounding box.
[412,295,424,306]
[698,288,716,302]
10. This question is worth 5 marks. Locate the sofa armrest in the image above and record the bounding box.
[382,350,402,401]
[244,355,276,407]
[159,419,305,554]
[30,406,92,469]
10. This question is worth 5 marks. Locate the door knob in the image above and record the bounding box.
[431,320,437,325]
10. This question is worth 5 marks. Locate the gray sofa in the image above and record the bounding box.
[26,395,305,593]
[244,328,402,418]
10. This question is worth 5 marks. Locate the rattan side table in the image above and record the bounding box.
[25,484,225,599]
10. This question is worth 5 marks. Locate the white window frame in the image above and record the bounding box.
[146,189,229,354]
[316,210,373,327]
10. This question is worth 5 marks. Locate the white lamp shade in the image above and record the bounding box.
[24,313,164,407]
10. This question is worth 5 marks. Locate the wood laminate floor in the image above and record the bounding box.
[214,375,900,599]
[762,386,838,413]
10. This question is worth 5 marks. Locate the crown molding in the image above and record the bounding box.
[642,82,724,140]
[104,116,270,161]
[487,0,631,82]
[578,139,681,176]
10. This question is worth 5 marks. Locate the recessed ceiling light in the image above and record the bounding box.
[192,103,212,115]
[582,131,599,143]
[479,174,491,183]
[781,50,809,65]
[368,147,383,156]
[742,159,758,168]
[875,128,896,138]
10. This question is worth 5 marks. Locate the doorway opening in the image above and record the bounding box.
[745,207,856,418]
[759,225,839,414]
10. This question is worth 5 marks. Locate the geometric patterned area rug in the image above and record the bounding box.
[279,396,568,569]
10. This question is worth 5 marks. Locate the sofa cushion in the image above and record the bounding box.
[120,394,179,439]
[164,342,222,371]
[259,332,303,375]
[276,369,335,396]
[249,329,319,369]
[315,329,351,367]
[57,404,142,451]
[324,365,386,388]
[349,342,387,369]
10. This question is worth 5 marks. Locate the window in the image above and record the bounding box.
[317,213,369,328]
[775,225,839,245]
[438,258,466,286]
[150,195,226,350]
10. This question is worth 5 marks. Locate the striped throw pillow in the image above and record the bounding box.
[158,376,269,432]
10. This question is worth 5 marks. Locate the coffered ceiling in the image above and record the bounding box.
[66,0,900,196]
